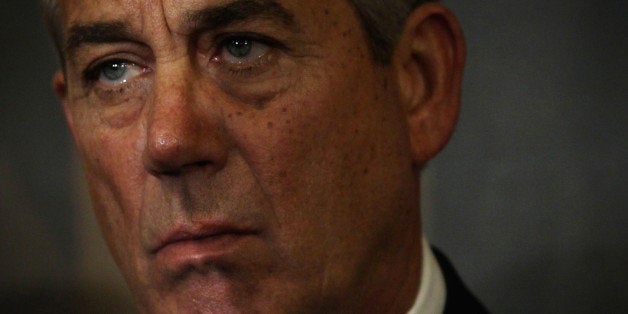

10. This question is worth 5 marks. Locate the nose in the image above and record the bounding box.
[142,60,227,176]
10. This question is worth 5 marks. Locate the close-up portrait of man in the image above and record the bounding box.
[1,0,625,312]
[41,0,489,312]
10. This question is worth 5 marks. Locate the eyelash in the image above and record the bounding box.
[80,33,287,92]
[83,60,111,82]
[212,33,286,76]
[82,58,143,89]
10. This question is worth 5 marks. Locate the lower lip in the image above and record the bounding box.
[153,234,254,272]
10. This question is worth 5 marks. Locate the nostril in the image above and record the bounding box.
[196,161,211,167]
[156,160,214,177]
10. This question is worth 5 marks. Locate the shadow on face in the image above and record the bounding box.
[52,0,464,312]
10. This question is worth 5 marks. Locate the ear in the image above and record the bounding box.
[53,71,76,135]
[392,3,465,165]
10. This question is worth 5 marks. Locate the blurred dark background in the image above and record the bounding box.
[1,0,626,313]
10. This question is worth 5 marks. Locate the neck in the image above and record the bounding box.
[360,197,423,313]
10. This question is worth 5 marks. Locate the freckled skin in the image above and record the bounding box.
[52,0,466,313]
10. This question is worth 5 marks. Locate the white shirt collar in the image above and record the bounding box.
[406,238,446,314]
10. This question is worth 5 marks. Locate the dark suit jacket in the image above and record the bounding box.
[432,248,489,313]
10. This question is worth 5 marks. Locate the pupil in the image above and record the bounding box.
[103,63,126,81]
[227,39,252,58]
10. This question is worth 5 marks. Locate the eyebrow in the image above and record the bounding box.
[65,22,139,58]
[64,0,296,59]
[187,0,296,31]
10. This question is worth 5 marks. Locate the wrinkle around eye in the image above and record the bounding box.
[85,64,152,107]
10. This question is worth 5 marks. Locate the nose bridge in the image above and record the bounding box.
[143,58,225,175]
[149,61,192,160]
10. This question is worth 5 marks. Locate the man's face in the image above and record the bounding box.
[57,0,422,312]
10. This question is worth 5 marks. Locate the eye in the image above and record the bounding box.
[216,35,271,65]
[92,60,146,87]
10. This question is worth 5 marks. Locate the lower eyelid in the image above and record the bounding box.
[221,48,268,65]
[93,76,151,103]
[225,53,273,74]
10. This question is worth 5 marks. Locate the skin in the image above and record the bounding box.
[53,0,465,312]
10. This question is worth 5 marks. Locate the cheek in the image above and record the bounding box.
[224,83,384,219]
[74,118,147,259]
[79,125,145,198]
[224,106,305,196]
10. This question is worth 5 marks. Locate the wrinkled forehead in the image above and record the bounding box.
[57,0,355,41]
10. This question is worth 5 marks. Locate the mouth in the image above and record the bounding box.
[150,224,260,273]
[152,226,256,253]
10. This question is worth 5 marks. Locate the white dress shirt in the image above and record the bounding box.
[406,238,446,314]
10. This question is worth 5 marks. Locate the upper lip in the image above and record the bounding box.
[150,222,257,255]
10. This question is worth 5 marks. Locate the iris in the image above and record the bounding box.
[102,62,128,82]
[226,38,254,59]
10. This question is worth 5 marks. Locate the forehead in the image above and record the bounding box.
[58,0,356,38]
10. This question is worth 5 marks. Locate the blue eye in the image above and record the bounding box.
[102,62,128,81]
[220,36,270,65]
[95,60,144,87]
[226,38,254,58]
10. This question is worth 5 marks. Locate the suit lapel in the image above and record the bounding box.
[431,247,489,313]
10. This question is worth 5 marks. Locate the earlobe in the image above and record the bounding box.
[392,3,465,165]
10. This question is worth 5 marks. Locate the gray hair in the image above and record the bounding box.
[348,0,435,63]
[41,0,435,64]
[41,0,63,62]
